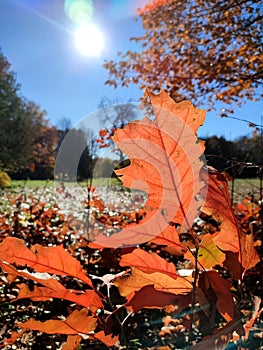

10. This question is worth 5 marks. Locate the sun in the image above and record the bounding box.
[74,22,104,57]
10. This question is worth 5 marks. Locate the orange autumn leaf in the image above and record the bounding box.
[17,308,97,335]
[99,128,108,137]
[149,224,185,253]
[62,335,82,350]
[201,167,240,253]
[115,267,192,296]
[16,284,103,311]
[93,331,119,347]
[0,261,64,290]
[89,197,105,212]
[2,329,27,347]
[0,237,93,287]
[93,90,206,248]
[138,0,170,15]
[184,234,225,269]
[239,231,260,274]
[119,248,178,279]
[202,168,259,270]
[126,285,191,312]
[198,271,235,322]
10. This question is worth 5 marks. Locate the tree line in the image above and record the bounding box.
[1,49,262,182]
[0,50,96,181]
[204,133,263,177]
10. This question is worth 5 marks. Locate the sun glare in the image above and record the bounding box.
[74,22,104,57]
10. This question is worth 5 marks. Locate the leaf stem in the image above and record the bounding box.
[188,245,199,345]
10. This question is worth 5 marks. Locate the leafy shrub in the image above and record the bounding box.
[0,171,11,188]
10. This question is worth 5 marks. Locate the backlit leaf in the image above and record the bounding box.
[126,285,191,312]
[115,267,192,296]
[0,261,64,290]
[16,284,103,311]
[184,234,225,269]
[17,308,97,335]
[198,270,235,322]
[93,331,119,347]
[202,168,240,253]
[93,90,206,248]
[148,224,185,253]
[62,335,82,350]
[0,237,93,287]
[239,231,260,274]
[202,168,259,270]
[119,248,178,279]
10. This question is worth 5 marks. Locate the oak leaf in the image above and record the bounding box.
[239,231,260,275]
[16,284,103,311]
[2,329,27,347]
[198,270,235,322]
[184,234,225,269]
[17,308,97,335]
[126,285,191,312]
[0,237,93,287]
[202,168,259,270]
[93,331,119,347]
[62,335,82,350]
[148,224,185,253]
[119,248,178,279]
[0,261,64,290]
[201,168,240,253]
[93,90,206,248]
[115,267,192,296]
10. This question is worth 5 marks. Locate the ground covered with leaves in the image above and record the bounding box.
[0,91,262,349]
[0,182,262,349]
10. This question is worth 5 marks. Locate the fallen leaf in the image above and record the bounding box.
[62,335,82,350]
[93,331,119,347]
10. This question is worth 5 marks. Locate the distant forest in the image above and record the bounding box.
[204,134,262,177]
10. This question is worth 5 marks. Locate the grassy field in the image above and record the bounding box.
[8,178,262,200]
[9,177,121,189]
[229,178,262,203]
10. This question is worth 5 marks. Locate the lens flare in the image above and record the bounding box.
[64,0,93,25]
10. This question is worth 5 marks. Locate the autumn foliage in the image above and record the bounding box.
[0,90,262,349]
[104,0,263,115]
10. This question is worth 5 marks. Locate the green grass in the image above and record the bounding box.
[9,177,121,189]
[7,178,262,205]
[10,179,52,188]
[229,178,262,203]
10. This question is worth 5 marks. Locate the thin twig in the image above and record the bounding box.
[188,245,199,345]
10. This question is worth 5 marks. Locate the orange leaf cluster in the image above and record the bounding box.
[0,90,261,349]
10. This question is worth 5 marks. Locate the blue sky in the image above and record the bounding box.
[0,0,262,140]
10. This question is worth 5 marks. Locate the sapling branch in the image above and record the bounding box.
[188,245,199,344]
